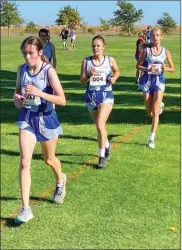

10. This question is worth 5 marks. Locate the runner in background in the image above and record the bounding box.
[136,27,175,149]
[59,26,69,50]
[70,27,76,50]
[39,28,57,69]
[80,35,120,168]
[135,31,147,84]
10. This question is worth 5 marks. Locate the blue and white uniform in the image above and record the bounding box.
[138,47,166,94]
[85,55,114,110]
[43,42,52,63]
[70,31,76,42]
[18,62,62,142]
[146,30,152,43]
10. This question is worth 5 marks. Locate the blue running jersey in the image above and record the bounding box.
[18,62,62,141]
[86,55,112,92]
[138,47,166,94]
[20,62,54,112]
[43,42,52,62]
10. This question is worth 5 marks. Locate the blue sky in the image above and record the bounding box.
[15,1,180,26]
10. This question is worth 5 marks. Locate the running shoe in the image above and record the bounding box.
[159,102,164,115]
[15,206,33,223]
[97,157,106,169]
[105,144,111,160]
[53,173,67,204]
[147,139,155,149]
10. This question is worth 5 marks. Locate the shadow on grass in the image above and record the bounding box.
[1,100,180,125]
[8,133,121,143]
[1,196,57,228]
[0,149,97,166]
[1,217,22,228]
[118,141,148,147]
[165,84,181,95]
[1,69,181,125]
[1,133,122,159]
[0,196,54,203]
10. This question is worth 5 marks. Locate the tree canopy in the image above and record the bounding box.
[99,17,110,31]
[0,0,24,36]
[110,0,143,35]
[55,5,82,27]
[25,22,38,34]
[157,12,177,33]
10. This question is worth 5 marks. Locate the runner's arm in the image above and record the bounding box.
[51,43,57,69]
[13,66,25,108]
[162,49,175,72]
[109,57,120,84]
[80,59,89,83]
[136,50,148,71]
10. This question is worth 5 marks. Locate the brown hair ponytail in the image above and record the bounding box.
[41,54,49,63]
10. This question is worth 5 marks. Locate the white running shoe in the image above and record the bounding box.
[53,173,67,204]
[159,102,164,115]
[147,139,155,149]
[15,206,33,223]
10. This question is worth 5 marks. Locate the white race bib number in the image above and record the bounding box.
[148,64,162,75]
[22,87,41,106]
[89,73,106,86]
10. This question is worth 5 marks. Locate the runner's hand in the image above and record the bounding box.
[13,94,25,108]
[25,84,40,96]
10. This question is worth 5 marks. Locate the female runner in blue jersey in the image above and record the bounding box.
[13,36,66,223]
[80,35,120,168]
[39,28,57,69]
[136,27,175,149]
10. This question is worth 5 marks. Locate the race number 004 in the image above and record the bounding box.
[92,77,103,81]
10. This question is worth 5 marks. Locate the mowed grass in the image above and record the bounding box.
[1,34,180,249]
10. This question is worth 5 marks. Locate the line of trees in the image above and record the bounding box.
[0,0,177,37]
[99,0,177,35]
[0,0,23,37]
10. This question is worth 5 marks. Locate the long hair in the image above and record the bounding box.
[20,36,49,63]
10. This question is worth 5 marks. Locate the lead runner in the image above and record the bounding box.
[13,36,67,223]
[80,35,120,169]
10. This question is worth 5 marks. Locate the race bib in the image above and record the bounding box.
[148,64,162,75]
[22,87,41,106]
[89,73,106,86]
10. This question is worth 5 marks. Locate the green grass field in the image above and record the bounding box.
[1,34,180,249]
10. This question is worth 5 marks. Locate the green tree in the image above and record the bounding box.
[99,17,110,31]
[111,0,143,35]
[0,0,24,37]
[55,5,82,27]
[24,22,38,34]
[157,12,177,33]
